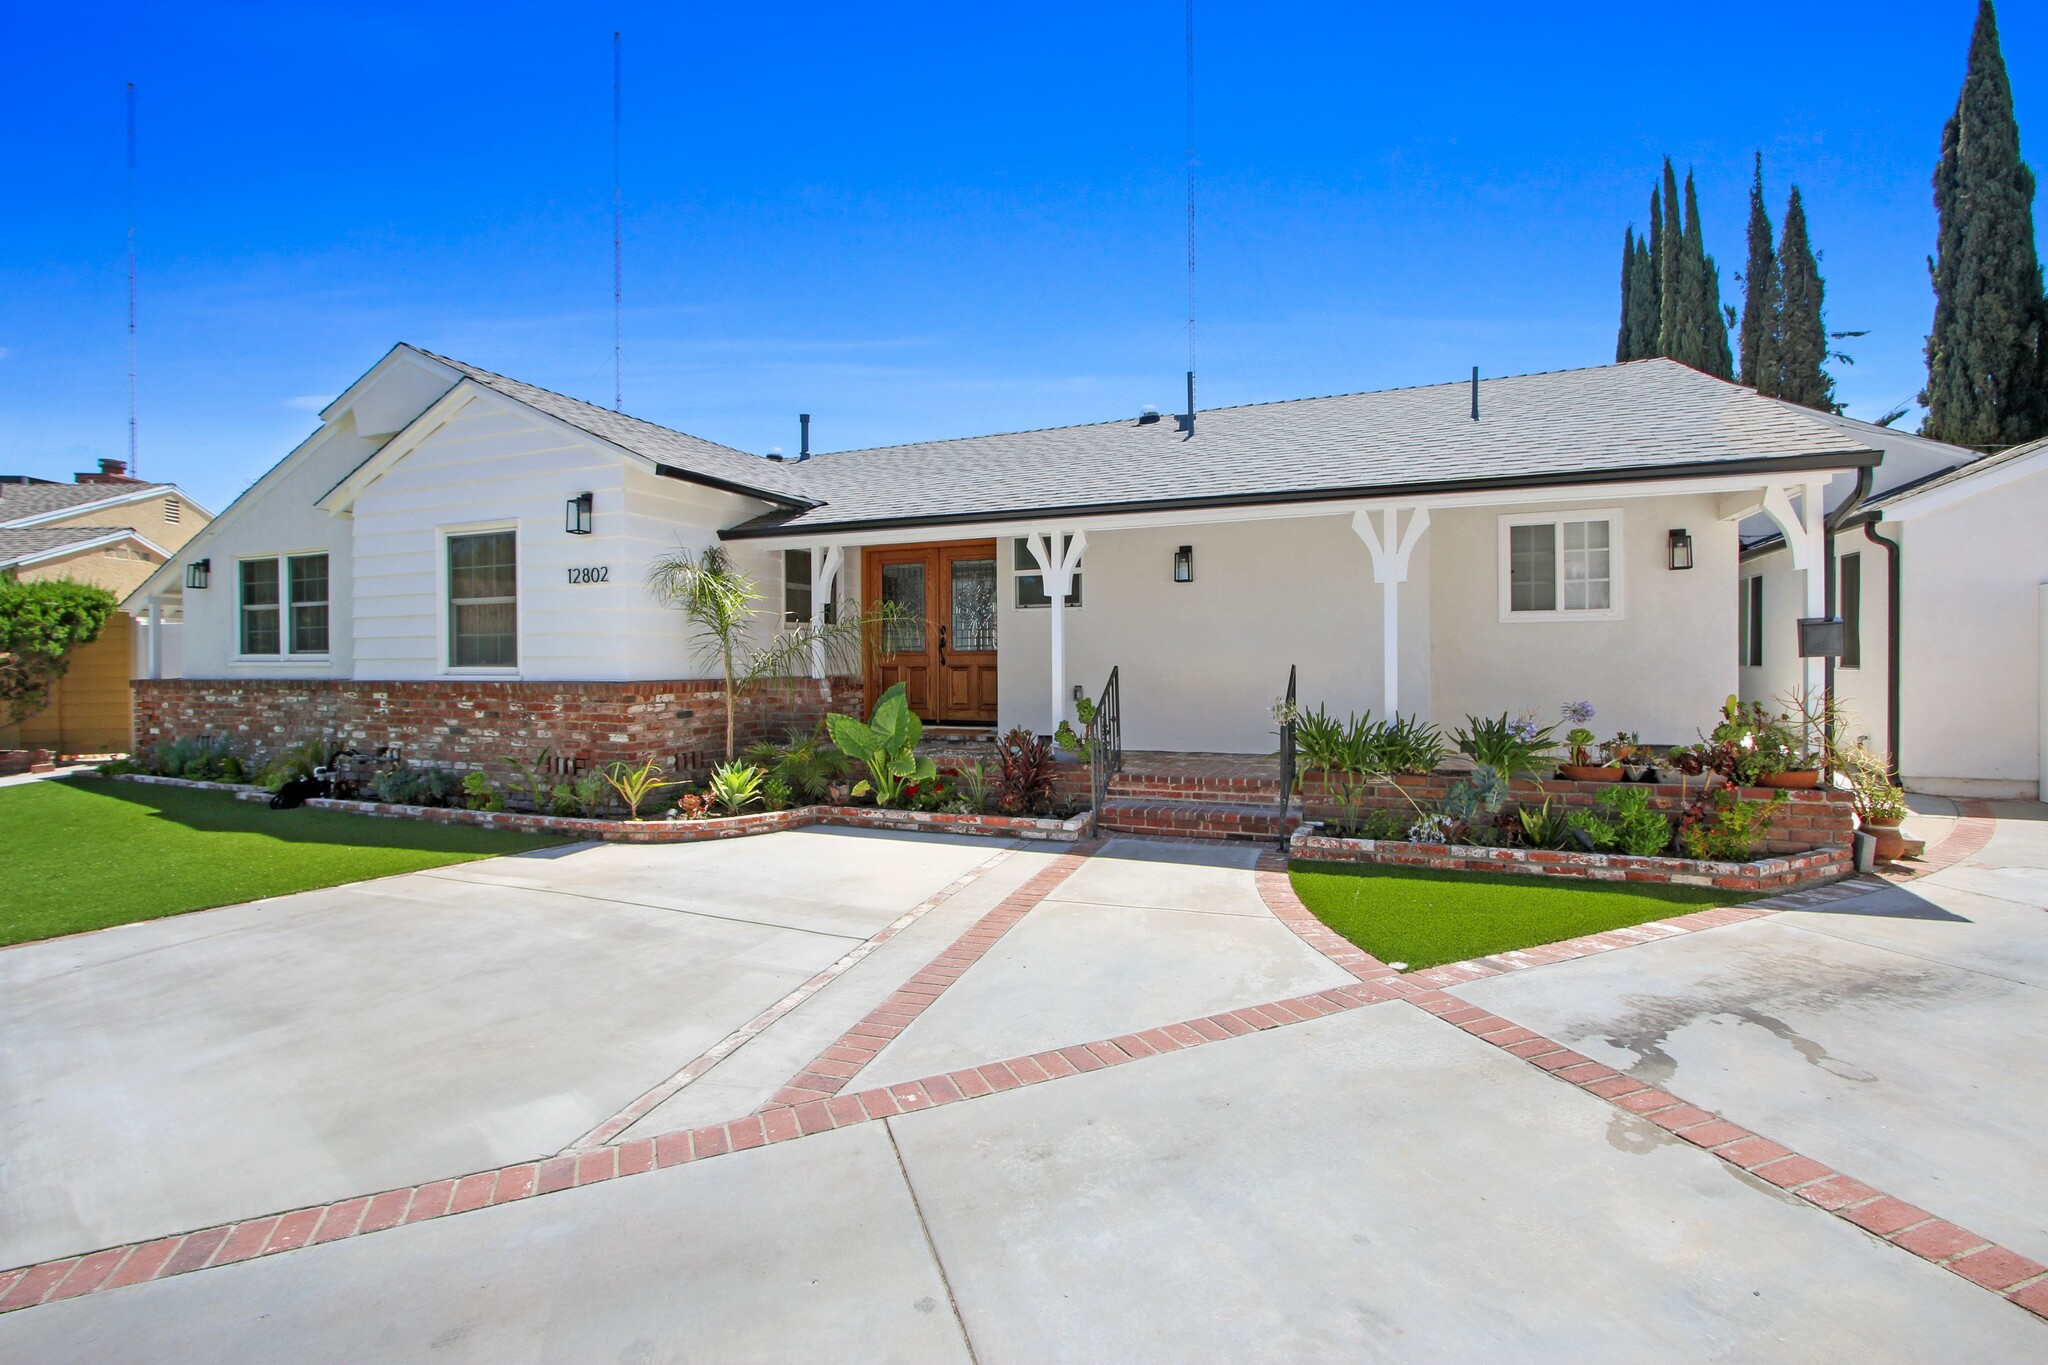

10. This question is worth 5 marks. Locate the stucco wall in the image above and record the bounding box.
[995,515,1417,752]
[1894,479,2045,796]
[1427,493,1737,745]
[15,542,164,596]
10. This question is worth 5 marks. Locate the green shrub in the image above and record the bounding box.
[1593,785,1673,857]
[826,683,935,808]
[0,575,118,727]
[461,771,504,812]
[1679,789,1785,862]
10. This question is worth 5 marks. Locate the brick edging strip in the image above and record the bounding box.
[565,846,1022,1150]
[1896,797,1997,878]
[1404,987,2048,1322]
[1255,834,2047,1325]
[757,840,1105,1110]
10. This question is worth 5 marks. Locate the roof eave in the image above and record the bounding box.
[654,463,819,511]
[720,448,1881,541]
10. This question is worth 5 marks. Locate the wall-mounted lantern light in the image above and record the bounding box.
[1173,544,1194,583]
[566,492,594,535]
[184,558,210,590]
[1667,528,1694,571]
[1798,617,1845,658]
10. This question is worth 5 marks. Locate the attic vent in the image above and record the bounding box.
[1138,405,1161,425]
[164,496,181,523]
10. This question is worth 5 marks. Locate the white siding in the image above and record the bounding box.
[348,393,778,682]
[171,411,376,679]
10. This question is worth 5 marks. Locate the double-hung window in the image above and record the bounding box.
[238,553,330,656]
[448,530,518,668]
[1014,537,1082,608]
[1500,511,1621,620]
[783,549,837,625]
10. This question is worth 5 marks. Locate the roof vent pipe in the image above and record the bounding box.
[1471,366,1479,421]
[799,413,811,461]
[1186,370,1196,433]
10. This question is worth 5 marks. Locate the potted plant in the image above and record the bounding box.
[1556,703,1622,782]
[1840,740,1908,861]
[1753,710,1822,789]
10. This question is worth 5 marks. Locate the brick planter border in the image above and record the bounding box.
[1289,827,1852,893]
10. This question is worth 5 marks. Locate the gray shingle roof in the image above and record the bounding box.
[0,525,146,565]
[411,349,818,508]
[1866,432,2048,510]
[0,482,174,526]
[724,358,1881,537]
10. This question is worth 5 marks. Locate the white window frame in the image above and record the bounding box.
[233,551,333,663]
[439,522,521,675]
[1497,508,1624,623]
[1011,536,1083,610]
[782,549,839,627]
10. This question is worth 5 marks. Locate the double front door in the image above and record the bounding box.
[863,541,998,724]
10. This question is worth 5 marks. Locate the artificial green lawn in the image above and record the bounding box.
[1288,861,1754,971]
[0,778,565,947]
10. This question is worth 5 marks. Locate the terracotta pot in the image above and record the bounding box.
[1558,764,1625,782]
[1758,769,1822,790]
[1864,817,1907,863]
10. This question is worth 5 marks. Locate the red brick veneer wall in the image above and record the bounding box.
[131,677,865,779]
[1299,773,1855,856]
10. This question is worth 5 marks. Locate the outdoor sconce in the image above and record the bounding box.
[566,492,594,535]
[1799,617,1846,658]
[1173,544,1194,583]
[1667,528,1694,571]
[184,558,210,590]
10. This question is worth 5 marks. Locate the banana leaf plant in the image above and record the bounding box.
[825,682,937,808]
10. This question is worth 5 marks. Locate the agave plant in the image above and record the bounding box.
[707,760,766,815]
[602,757,678,821]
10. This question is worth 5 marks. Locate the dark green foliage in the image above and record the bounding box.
[1774,187,1836,412]
[1628,159,1732,379]
[1738,154,1782,389]
[1451,713,1556,783]
[1616,227,1635,363]
[0,575,120,727]
[1921,1,2048,446]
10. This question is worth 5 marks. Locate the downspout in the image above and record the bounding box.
[1820,467,1874,769]
[1861,516,1903,780]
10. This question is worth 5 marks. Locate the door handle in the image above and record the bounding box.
[937,624,949,667]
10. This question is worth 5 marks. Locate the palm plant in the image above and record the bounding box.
[645,545,876,761]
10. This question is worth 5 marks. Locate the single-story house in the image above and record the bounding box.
[1740,416,2048,799]
[123,345,1885,774]
[2,463,210,755]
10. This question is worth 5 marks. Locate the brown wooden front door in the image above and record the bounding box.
[863,541,998,724]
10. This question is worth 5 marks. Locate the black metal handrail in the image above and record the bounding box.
[1089,665,1123,824]
[1276,664,1298,849]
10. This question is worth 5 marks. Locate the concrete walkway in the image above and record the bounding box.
[4,815,2047,1357]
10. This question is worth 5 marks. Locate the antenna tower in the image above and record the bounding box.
[127,83,138,472]
[612,32,623,412]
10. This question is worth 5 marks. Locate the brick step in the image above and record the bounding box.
[1107,773,1285,803]
[1098,797,1301,842]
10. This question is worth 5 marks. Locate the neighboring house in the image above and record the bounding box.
[124,345,1881,774]
[1,462,211,754]
[1741,419,2048,799]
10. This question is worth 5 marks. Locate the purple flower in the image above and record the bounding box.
[1561,700,1595,727]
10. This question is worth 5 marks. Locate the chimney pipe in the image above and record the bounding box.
[1185,370,1196,433]
[1470,366,1479,421]
[799,413,811,461]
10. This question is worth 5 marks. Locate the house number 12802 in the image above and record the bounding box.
[566,566,610,585]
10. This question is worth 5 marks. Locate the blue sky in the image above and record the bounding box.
[2,2,2041,512]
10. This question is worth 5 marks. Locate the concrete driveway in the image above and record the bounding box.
[4,818,2046,1358]
[0,827,1031,1267]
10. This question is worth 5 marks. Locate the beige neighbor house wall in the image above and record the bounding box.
[994,515,1414,753]
[1427,492,1738,745]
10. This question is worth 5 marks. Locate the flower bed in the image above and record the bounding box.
[1289,826,1852,893]
[101,774,1091,843]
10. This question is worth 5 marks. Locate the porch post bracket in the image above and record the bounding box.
[809,544,844,680]
[1761,482,1830,698]
[1351,506,1429,718]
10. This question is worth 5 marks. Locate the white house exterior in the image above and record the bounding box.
[1739,412,2048,800]
[125,346,1882,771]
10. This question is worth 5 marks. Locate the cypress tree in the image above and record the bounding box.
[1738,154,1782,390]
[1647,187,1664,324]
[1684,170,1736,379]
[1626,231,1660,360]
[1775,187,1836,411]
[1921,0,2048,445]
[1657,160,1688,361]
[1617,227,1636,362]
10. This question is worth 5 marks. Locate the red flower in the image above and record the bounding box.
[903,784,920,796]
